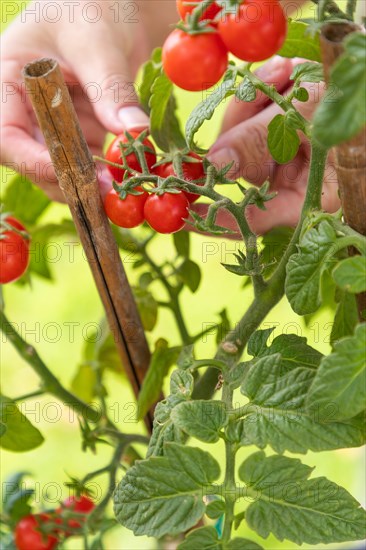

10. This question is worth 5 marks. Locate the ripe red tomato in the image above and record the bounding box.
[105,131,156,182]
[104,187,148,228]
[144,192,189,234]
[60,495,95,532]
[176,0,222,21]
[162,29,228,91]
[154,153,205,203]
[15,514,58,550]
[0,216,30,284]
[218,0,287,62]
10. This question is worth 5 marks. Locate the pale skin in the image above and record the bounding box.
[0,0,340,232]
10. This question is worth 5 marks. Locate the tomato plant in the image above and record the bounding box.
[104,187,148,228]
[2,1,366,550]
[218,0,287,62]
[14,515,58,550]
[105,131,156,182]
[0,216,30,284]
[162,29,228,91]
[144,191,189,233]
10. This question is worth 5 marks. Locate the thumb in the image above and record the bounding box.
[60,30,149,134]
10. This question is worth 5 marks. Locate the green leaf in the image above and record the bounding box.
[239,451,366,545]
[186,69,236,153]
[290,61,324,83]
[331,291,358,344]
[137,339,180,420]
[235,77,256,102]
[332,256,366,293]
[307,324,366,421]
[278,21,321,62]
[205,500,226,520]
[0,396,44,452]
[267,114,300,164]
[177,259,201,293]
[226,418,251,446]
[2,175,50,224]
[150,72,186,151]
[133,287,158,331]
[173,231,190,258]
[285,221,337,315]
[139,47,162,112]
[170,369,194,398]
[114,443,221,537]
[313,33,366,148]
[71,363,98,403]
[171,400,227,443]
[260,226,294,278]
[240,354,365,453]
[147,394,186,458]
[178,526,221,550]
[226,539,264,550]
[247,328,275,358]
[3,471,34,522]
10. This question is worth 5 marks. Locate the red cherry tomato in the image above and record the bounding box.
[218,0,287,62]
[104,187,148,228]
[154,153,205,203]
[15,514,58,550]
[105,131,156,182]
[176,0,222,21]
[62,496,95,531]
[0,216,30,284]
[144,192,189,234]
[162,29,228,91]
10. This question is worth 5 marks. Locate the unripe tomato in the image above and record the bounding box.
[0,216,30,284]
[154,153,205,203]
[104,187,148,228]
[15,514,58,550]
[144,192,189,234]
[162,29,228,91]
[105,131,156,182]
[218,0,287,62]
[176,0,222,21]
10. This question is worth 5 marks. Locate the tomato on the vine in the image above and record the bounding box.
[15,514,58,550]
[56,495,95,534]
[105,131,156,182]
[162,29,228,91]
[218,0,287,62]
[0,216,30,284]
[154,153,205,203]
[104,187,148,228]
[176,0,222,22]
[144,192,189,234]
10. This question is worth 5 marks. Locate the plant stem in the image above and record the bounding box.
[14,389,45,402]
[222,384,236,542]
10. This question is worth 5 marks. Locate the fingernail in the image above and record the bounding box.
[207,148,240,177]
[118,106,150,131]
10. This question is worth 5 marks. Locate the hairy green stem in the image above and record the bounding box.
[222,384,236,542]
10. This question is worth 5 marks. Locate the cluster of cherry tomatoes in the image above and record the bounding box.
[103,131,205,234]
[0,215,30,284]
[14,495,94,550]
[163,0,288,91]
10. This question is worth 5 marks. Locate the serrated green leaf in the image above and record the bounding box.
[205,500,226,520]
[267,114,301,164]
[177,259,201,293]
[307,324,366,421]
[114,443,221,537]
[173,231,190,258]
[150,72,186,151]
[331,291,358,344]
[2,175,50,224]
[313,33,366,147]
[170,369,194,398]
[240,354,364,453]
[147,395,186,458]
[178,526,220,550]
[171,400,227,443]
[290,61,323,83]
[0,396,44,452]
[186,70,236,153]
[226,539,264,550]
[139,47,162,112]
[278,21,321,61]
[137,339,180,420]
[285,221,337,315]
[332,256,366,293]
[235,77,256,102]
[240,452,366,545]
[247,328,276,358]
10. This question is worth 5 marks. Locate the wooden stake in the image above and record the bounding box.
[320,23,366,320]
[23,58,153,430]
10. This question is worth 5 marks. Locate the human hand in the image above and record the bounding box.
[0,1,176,201]
[193,56,340,235]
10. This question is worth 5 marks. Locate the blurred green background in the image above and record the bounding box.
[1,1,364,549]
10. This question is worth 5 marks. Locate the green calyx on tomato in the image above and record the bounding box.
[105,130,156,182]
[153,152,205,203]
